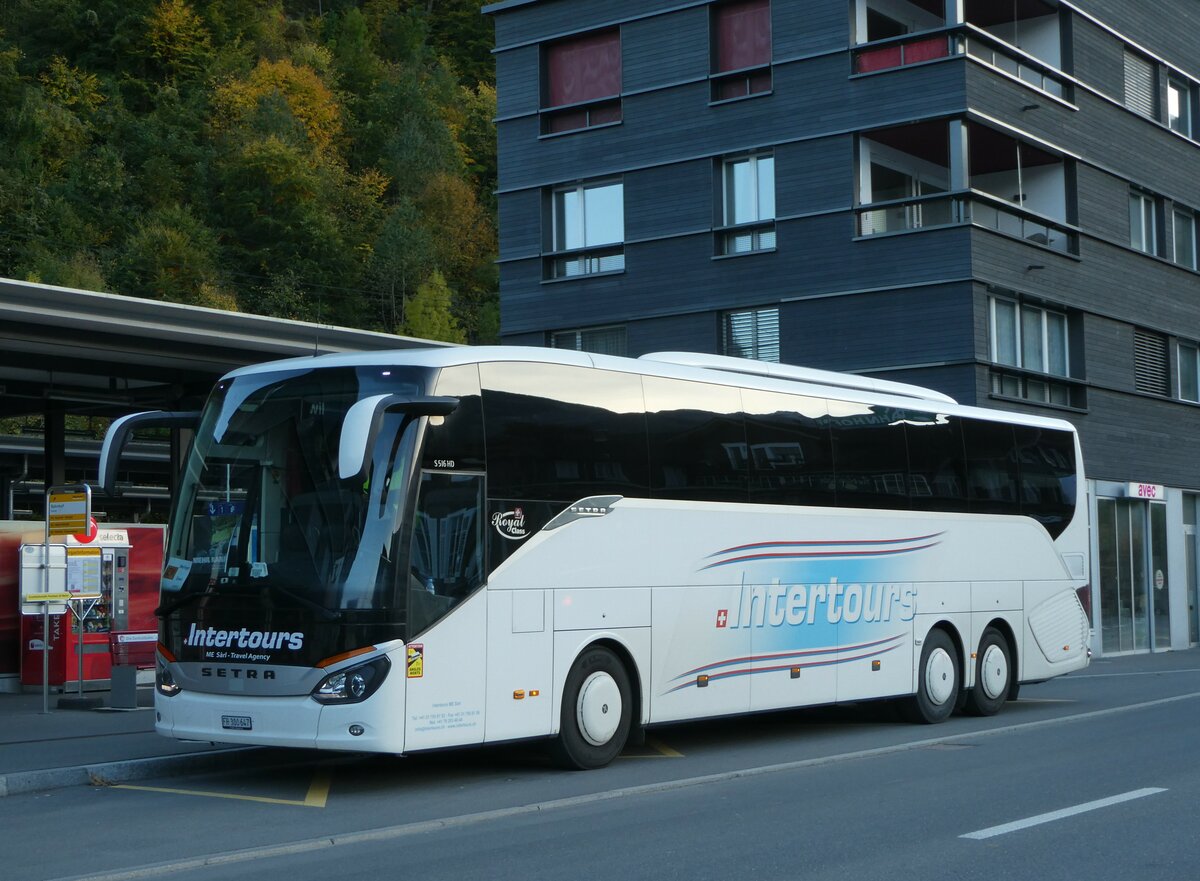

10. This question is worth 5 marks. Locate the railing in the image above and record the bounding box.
[540,96,622,135]
[967,192,1075,253]
[855,190,1077,254]
[856,192,965,236]
[715,220,777,255]
[853,26,1071,101]
[545,245,625,279]
[989,368,1083,408]
[959,31,1066,99]
[855,34,951,74]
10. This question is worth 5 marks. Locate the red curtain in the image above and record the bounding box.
[546,29,621,108]
[715,0,772,73]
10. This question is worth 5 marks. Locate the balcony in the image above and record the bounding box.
[856,120,1076,254]
[852,0,1069,100]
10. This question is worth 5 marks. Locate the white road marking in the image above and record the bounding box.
[961,788,1167,840]
[52,690,1200,881]
[1067,668,1200,679]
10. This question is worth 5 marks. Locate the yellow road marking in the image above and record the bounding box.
[619,736,683,759]
[304,767,332,807]
[113,767,333,808]
[646,736,683,757]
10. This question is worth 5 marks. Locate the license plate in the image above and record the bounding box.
[221,715,252,731]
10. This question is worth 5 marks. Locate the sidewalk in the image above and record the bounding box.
[0,683,257,798]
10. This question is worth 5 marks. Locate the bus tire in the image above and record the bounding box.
[553,646,632,770]
[903,628,959,724]
[965,627,1011,716]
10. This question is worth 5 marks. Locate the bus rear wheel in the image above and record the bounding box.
[553,646,632,770]
[903,628,959,724]
[965,627,1011,717]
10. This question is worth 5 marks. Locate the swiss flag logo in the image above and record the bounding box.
[715,609,728,628]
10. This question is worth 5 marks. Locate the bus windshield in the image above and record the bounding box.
[162,365,427,613]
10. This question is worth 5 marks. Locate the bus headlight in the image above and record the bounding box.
[157,660,181,697]
[311,657,390,705]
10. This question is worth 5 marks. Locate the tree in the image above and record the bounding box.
[400,269,465,343]
[211,57,342,156]
[144,0,213,82]
[118,204,226,305]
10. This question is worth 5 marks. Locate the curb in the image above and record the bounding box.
[0,747,258,798]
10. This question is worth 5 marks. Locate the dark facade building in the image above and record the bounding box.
[485,0,1200,656]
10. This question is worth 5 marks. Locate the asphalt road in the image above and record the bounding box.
[5,650,1199,881]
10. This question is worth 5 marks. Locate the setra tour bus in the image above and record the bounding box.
[99,346,1091,769]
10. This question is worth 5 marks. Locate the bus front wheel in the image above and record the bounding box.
[903,629,959,724]
[553,646,632,770]
[965,627,1011,716]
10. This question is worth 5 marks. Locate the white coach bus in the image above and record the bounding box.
[100,347,1090,769]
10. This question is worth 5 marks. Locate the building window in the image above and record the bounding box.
[989,296,1073,405]
[1168,76,1193,137]
[550,325,628,356]
[1179,343,1200,403]
[1174,209,1197,270]
[541,29,621,134]
[547,180,624,279]
[719,153,776,254]
[1123,50,1156,118]
[1134,328,1169,396]
[1130,190,1159,255]
[722,306,779,362]
[711,0,772,101]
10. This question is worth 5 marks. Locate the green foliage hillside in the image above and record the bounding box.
[0,0,497,343]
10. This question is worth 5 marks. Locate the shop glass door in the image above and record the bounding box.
[1098,498,1167,653]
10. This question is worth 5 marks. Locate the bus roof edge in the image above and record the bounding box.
[638,352,958,406]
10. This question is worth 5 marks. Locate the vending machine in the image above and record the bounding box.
[20,529,132,690]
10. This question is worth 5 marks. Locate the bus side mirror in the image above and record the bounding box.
[99,410,201,497]
[339,395,459,481]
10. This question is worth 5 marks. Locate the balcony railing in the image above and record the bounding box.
[967,193,1074,253]
[853,26,1071,101]
[855,190,1077,254]
[959,28,1067,99]
[855,34,951,73]
[856,192,964,236]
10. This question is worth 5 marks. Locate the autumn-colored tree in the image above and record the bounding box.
[145,0,213,81]
[212,57,342,155]
[0,1,499,338]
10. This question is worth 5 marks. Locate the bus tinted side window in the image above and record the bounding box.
[425,364,485,471]
[644,376,748,503]
[481,362,649,501]
[963,419,1020,516]
[1014,425,1076,537]
[827,403,910,510]
[742,389,836,507]
[903,411,968,513]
